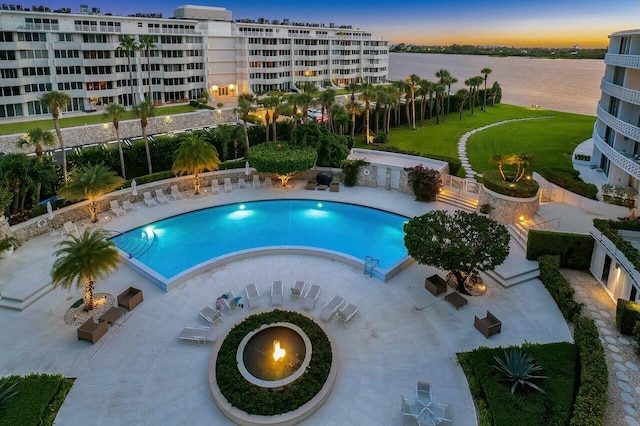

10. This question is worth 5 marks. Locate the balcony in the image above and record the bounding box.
[593,128,640,179]
[605,53,640,69]
[597,105,640,141]
[600,79,640,106]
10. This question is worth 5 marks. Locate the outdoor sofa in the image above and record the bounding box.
[474,311,502,338]
[117,287,143,311]
[77,318,108,344]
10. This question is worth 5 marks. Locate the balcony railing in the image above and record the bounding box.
[593,128,640,179]
[600,79,640,106]
[605,53,640,69]
[597,105,640,141]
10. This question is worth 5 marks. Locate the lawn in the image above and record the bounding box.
[357,104,595,177]
[0,104,197,136]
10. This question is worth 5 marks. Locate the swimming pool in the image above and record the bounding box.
[112,199,412,291]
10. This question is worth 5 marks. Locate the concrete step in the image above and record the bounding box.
[0,282,54,311]
[485,263,540,288]
[437,189,478,212]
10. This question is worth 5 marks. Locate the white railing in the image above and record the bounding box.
[597,105,640,141]
[593,129,640,179]
[591,228,640,290]
[600,79,640,106]
[605,53,640,68]
[442,174,480,195]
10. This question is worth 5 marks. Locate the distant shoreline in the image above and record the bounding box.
[390,46,606,60]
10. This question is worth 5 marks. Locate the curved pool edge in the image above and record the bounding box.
[120,246,414,292]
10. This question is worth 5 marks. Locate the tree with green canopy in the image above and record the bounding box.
[249,142,317,188]
[51,228,119,311]
[117,35,140,107]
[172,133,220,195]
[138,35,157,100]
[404,210,510,295]
[481,67,492,111]
[39,90,71,181]
[57,163,124,223]
[235,93,256,154]
[17,128,56,202]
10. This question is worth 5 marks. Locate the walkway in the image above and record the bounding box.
[457,116,554,179]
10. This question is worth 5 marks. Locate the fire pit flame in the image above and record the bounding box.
[273,340,285,361]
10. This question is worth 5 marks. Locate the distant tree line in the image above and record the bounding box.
[391,43,607,60]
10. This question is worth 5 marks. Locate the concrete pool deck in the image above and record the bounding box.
[0,182,608,425]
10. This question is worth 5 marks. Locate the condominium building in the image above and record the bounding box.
[591,29,640,190]
[0,4,388,119]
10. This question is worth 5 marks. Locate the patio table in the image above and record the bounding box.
[99,307,125,325]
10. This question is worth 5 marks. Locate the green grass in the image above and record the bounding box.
[458,342,577,426]
[0,374,74,426]
[356,104,595,177]
[0,104,196,136]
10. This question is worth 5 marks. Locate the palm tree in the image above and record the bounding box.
[417,80,430,126]
[39,90,71,182]
[296,91,316,124]
[456,89,470,120]
[389,82,404,127]
[444,75,458,120]
[406,74,421,130]
[347,81,360,102]
[492,154,507,180]
[318,89,336,131]
[435,69,451,122]
[172,133,220,195]
[139,35,157,102]
[16,128,55,202]
[132,97,156,175]
[359,84,377,144]
[345,100,361,139]
[258,97,273,143]
[58,163,124,223]
[215,124,243,161]
[103,103,128,179]
[481,68,492,111]
[51,228,120,311]
[117,35,140,107]
[235,93,255,155]
[433,84,445,124]
[267,93,284,143]
[0,154,30,214]
[331,105,349,135]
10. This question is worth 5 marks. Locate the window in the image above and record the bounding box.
[0,32,13,42]
[613,67,626,86]
[22,67,50,76]
[0,86,20,96]
[58,33,73,42]
[608,97,620,117]
[1,69,18,79]
[0,103,23,117]
[619,37,631,55]
[17,32,46,42]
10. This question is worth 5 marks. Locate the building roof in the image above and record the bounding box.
[347,148,448,172]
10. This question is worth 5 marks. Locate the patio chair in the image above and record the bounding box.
[122,200,139,211]
[302,284,322,309]
[245,283,260,308]
[416,381,432,408]
[77,318,108,344]
[63,221,79,235]
[170,185,183,200]
[252,175,261,189]
[220,291,243,312]
[143,191,157,207]
[264,177,272,188]
[199,305,224,327]
[271,280,283,305]
[401,395,425,425]
[178,326,216,345]
[155,189,169,205]
[337,302,359,326]
[474,311,502,338]
[209,179,220,195]
[429,402,452,424]
[110,200,126,217]
[290,280,305,299]
[224,178,233,193]
[320,295,345,321]
[238,177,246,189]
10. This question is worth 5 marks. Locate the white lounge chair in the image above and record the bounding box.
[401,395,426,425]
[271,281,283,305]
[178,326,216,345]
[245,283,260,308]
[143,191,157,207]
[170,185,183,200]
[110,200,126,217]
[63,221,79,235]
[155,189,169,204]
[220,291,243,312]
[224,178,233,193]
[320,295,345,321]
[252,175,261,189]
[122,200,139,211]
[429,402,452,424]
[302,284,322,310]
[264,177,272,188]
[211,179,220,195]
[238,177,246,189]
[337,302,359,326]
[290,281,305,299]
[199,305,224,327]
[416,381,432,408]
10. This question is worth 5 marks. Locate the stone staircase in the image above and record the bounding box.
[0,282,54,311]
[437,188,478,212]
[506,214,560,250]
[484,256,540,288]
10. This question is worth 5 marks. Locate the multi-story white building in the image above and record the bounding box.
[0,4,388,119]
[591,29,640,191]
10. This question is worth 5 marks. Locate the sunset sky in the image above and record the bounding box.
[27,0,640,48]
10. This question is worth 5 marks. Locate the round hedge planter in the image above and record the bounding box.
[209,309,338,425]
[482,170,539,198]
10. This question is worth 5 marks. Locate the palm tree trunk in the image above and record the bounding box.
[115,122,126,179]
[350,113,355,139]
[84,275,94,310]
[243,121,250,155]
[365,104,370,144]
[89,200,98,223]
[147,47,152,101]
[53,111,68,182]
[411,91,416,130]
[272,117,277,143]
[128,55,136,107]
[194,170,201,195]
[142,121,152,175]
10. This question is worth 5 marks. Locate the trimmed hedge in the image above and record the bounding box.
[482,170,539,198]
[616,299,640,335]
[634,321,640,356]
[526,230,594,269]
[367,144,462,176]
[538,168,599,200]
[593,219,640,274]
[538,255,583,322]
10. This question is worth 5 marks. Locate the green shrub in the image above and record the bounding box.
[340,159,368,187]
[407,165,442,202]
[616,299,640,335]
[539,168,598,200]
[482,170,540,198]
[373,132,387,144]
[367,144,462,176]
[633,321,640,356]
[526,231,594,269]
[593,219,640,274]
[538,255,583,322]
[570,316,608,426]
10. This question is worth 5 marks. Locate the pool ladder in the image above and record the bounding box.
[364,256,379,277]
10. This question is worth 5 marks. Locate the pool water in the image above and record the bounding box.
[111,199,408,281]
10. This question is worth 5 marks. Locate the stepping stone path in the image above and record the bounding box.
[457,116,553,178]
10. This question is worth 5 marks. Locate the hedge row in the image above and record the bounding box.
[538,168,599,200]
[367,144,462,176]
[526,230,594,269]
[593,219,640,274]
[482,170,539,198]
[616,299,640,335]
[537,255,607,426]
[634,322,640,356]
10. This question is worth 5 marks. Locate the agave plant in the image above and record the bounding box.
[0,379,19,405]
[492,349,547,394]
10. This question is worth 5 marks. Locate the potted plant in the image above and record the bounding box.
[479,203,492,215]
[0,236,19,259]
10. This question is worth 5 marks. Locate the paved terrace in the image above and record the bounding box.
[0,183,608,425]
